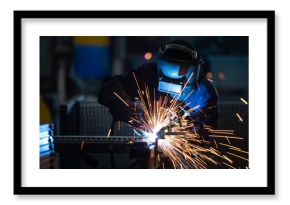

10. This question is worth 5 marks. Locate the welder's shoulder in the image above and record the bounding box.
[198,77,219,100]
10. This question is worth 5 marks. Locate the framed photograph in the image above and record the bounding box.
[14,10,275,195]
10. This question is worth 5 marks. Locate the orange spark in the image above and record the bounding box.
[113,92,130,107]
[223,162,236,169]
[209,135,243,140]
[236,113,243,122]
[80,140,84,151]
[229,147,249,154]
[107,129,112,137]
[213,140,219,149]
[227,152,249,161]
[240,98,248,105]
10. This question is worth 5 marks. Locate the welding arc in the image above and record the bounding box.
[126,72,248,169]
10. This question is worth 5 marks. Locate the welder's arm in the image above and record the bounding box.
[98,76,134,122]
[191,100,219,129]
[187,79,219,130]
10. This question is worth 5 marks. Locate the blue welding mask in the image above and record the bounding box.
[157,41,202,99]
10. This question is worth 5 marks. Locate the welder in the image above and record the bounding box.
[98,40,219,134]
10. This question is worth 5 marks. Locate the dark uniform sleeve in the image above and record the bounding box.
[98,63,156,123]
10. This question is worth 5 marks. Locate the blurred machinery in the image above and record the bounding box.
[42,96,158,169]
[53,135,156,169]
[40,124,55,169]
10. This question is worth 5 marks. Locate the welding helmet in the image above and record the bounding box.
[157,40,202,97]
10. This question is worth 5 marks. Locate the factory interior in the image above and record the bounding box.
[40,36,249,169]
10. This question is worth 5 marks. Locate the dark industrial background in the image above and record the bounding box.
[40,36,248,125]
[40,36,249,169]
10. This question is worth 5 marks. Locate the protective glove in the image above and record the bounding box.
[109,102,133,123]
[109,99,145,127]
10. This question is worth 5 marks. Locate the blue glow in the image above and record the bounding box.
[146,133,158,143]
[170,84,194,101]
[40,144,54,152]
[157,59,195,85]
[134,129,159,144]
[39,136,53,145]
[39,131,52,139]
[158,81,182,94]
[74,45,110,77]
[133,129,142,136]
[158,59,183,79]
[182,83,210,116]
[40,150,55,157]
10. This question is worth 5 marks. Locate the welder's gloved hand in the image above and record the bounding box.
[109,100,144,125]
[109,103,133,123]
[132,100,143,116]
[127,100,144,128]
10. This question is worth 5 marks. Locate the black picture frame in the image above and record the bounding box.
[14,10,275,195]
